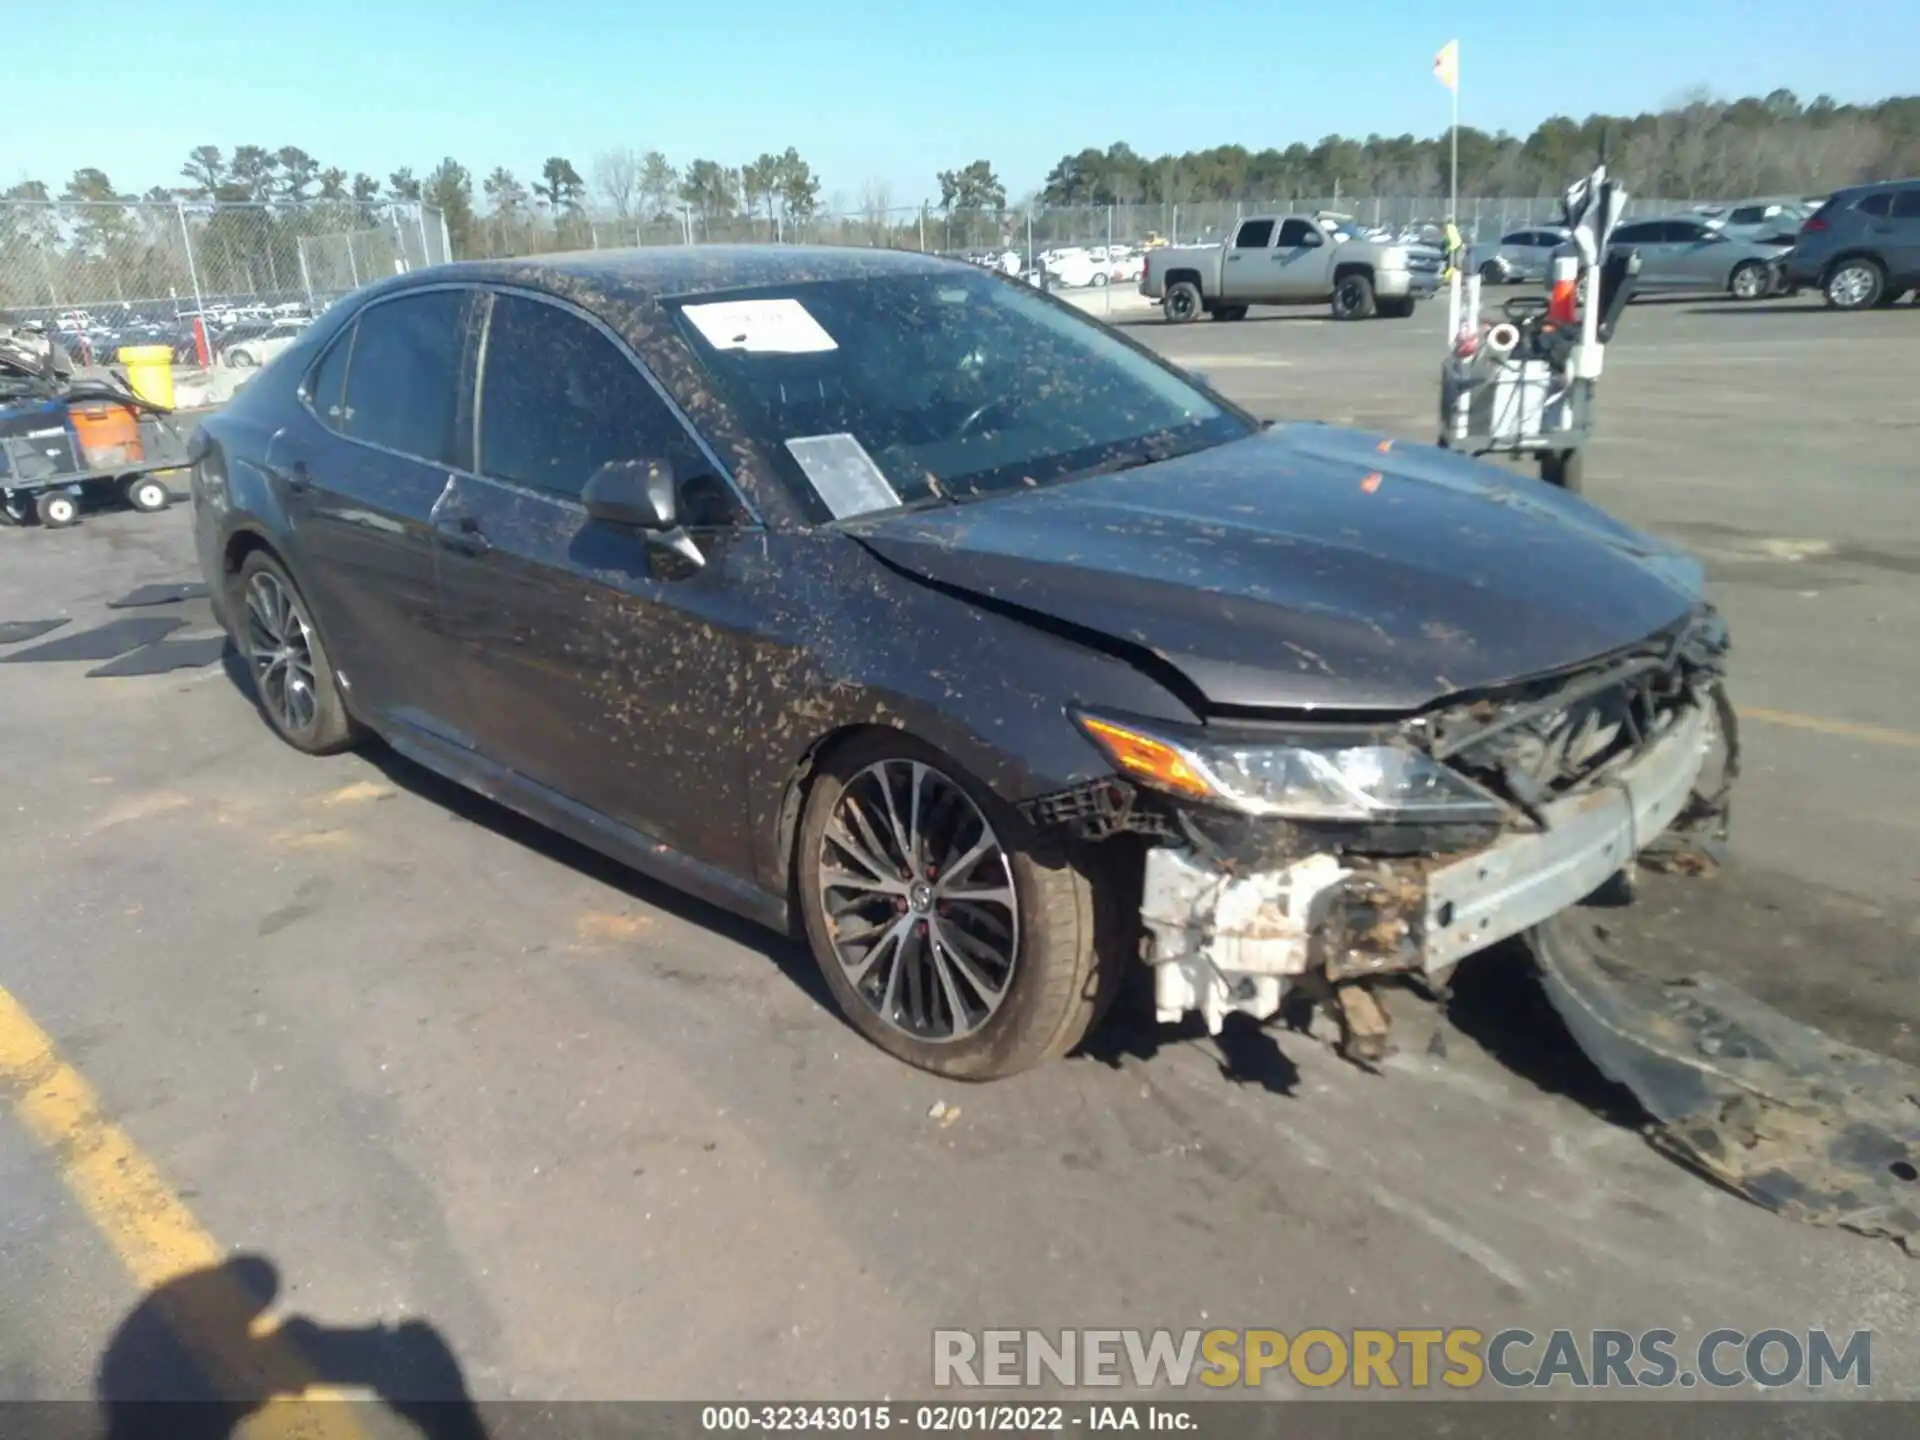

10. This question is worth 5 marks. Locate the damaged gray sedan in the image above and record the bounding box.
[192,246,1733,1089]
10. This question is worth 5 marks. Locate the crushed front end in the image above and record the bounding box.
[1028,606,1735,1063]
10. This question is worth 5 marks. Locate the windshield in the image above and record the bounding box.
[667,270,1253,523]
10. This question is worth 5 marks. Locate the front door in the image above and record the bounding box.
[1223,218,1282,302]
[281,286,480,742]
[1271,218,1334,299]
[431,289,761,871]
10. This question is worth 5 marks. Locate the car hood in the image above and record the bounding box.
[846,424,1705,713]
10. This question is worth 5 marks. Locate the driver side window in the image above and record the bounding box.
[1274,219,1319,247]
[478,293,728,519]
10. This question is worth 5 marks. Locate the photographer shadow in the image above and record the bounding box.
[99,1254,489,1440]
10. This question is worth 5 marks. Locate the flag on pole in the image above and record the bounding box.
[1434,39,1459,92]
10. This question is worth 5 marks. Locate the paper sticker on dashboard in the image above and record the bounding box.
[786,434,900,519]
[682,298,838,354]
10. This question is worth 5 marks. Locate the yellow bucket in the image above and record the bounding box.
[117,345,176,409]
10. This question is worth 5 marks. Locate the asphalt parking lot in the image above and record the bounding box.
[3,291,1918,1413]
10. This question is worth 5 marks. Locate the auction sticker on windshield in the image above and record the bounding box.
[682,298,838,354]
[786,433,901,518]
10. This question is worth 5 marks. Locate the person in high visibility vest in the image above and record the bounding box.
[1442,217,1465,282]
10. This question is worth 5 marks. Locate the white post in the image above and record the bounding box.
[1449,69,1460,232]
[176,200,206,326]
[298,238,316,314]
[1104,205,1113,317]
[416,203,431,268]
[1446,268,1463,350]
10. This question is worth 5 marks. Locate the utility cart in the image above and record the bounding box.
[0,391,190,528]
[1437,161,1638,493]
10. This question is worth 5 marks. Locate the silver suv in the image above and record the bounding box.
[1783,180,1920,310]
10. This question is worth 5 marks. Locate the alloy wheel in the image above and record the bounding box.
[1731,264,1767,300]
[818,759,1019,1043]
[244,571,319,737]
[1830,264,1875,308]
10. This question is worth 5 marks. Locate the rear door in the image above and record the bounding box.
[1609,221,1669,286]
[432,288,761,868]
[1223,218,1280,301]
[1271,218,1333,298]
[282,286,480,741]
[1882,188,1920,285]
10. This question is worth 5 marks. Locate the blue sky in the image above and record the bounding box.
[4,0,1911,208]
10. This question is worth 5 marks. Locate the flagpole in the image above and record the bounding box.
[1449,53,1459,225]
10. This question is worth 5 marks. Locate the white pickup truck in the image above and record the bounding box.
[1140,212,1443,321]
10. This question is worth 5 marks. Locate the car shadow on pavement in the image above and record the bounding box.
[1113,313,1330,329]
[98,1254,489,1439]
[215,648,833,1014]
[1442,938,1644,1126]
[1077,964,1304,1096]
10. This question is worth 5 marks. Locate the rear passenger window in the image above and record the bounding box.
[1857,192,1892,217]
[478,294,700,503]
[305,329,353,429]
[339,290,470,465]
[1233,219,1276,248]
[1890,190,1920,220]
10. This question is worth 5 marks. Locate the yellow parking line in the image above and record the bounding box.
[0,983,365,1438]
[1738,706,1920,750]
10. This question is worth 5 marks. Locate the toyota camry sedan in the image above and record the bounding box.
[189,246,1733,1081]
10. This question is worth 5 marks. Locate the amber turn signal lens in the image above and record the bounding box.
[1076,716,1214,801]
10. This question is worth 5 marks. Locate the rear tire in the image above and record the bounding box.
[233,551,356,755]
[796,731,1123,1081]
[125,476,171,513]
[1824,258,1884,311]
[1331,272,1376,320]
[1163,282,1203,323]
[1478,260,1505,284]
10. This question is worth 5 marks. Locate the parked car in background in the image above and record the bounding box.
[1141,212,1441,320]
[189,245,1730,1081]
[1783,178,1920,310]
[1605,217,1789,300]
[1710,200,1810,243]
[224,319,311,368]
[1470,226,1572,284]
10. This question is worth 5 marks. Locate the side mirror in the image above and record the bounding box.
[1302,231,1323,247]
[582,459,705,568]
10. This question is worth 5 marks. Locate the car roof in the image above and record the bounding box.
[396,245,964,312]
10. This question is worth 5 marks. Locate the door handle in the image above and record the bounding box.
[435,515,491,556]
[284,459,310,493]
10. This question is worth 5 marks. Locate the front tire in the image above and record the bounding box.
[1824,258,1884,311]
[1331,272,1377,320]
[1539,449,1584,493]
[228,349,257,368]
[1728,260,1770,301]
[1163,282,1203,323]
[1211,305,1249,322]
[1478,260,1505,284]
[797,732,1121,1080]
[234,551,356,754]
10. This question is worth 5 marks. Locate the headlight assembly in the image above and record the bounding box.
[1075,713,1505,823]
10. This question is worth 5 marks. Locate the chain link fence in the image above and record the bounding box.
[465,194,1689,265]
[0,199,449,328]
[4,192,1696,324]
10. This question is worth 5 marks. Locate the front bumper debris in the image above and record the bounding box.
[1533,901,1920,1253]
[1137,699,1712,1049]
